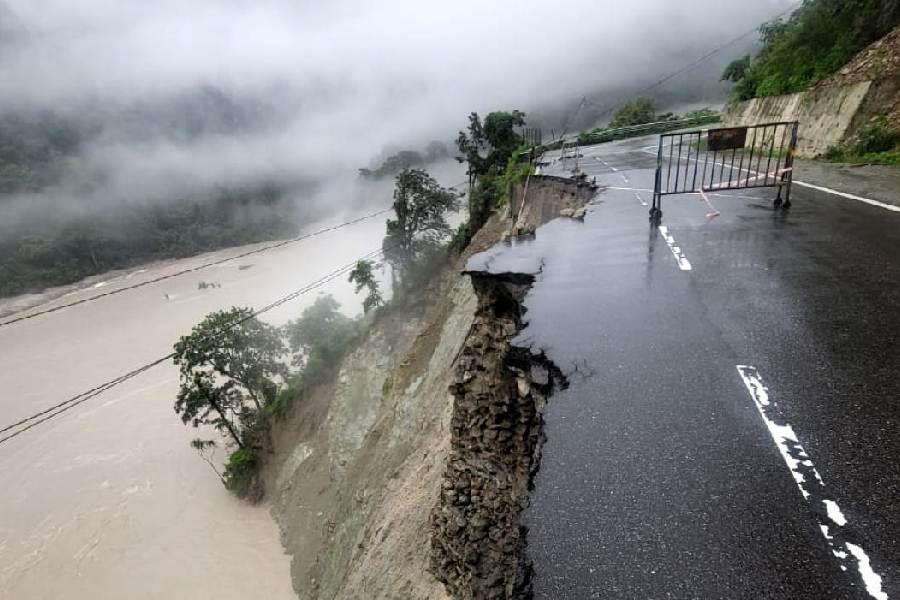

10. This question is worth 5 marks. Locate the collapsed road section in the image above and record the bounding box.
[430,266,567,599]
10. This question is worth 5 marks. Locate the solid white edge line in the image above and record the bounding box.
[641,146,900,214]
[735,365,889,600]
[792,180,900,213]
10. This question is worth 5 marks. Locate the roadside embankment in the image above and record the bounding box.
[724,24,900,157]
[509,175,597,234]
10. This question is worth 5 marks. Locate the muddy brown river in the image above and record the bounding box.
[0,209,389,599]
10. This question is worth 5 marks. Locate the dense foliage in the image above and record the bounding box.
[269,295,361,420]
[822,118,900,164]
[174,297,362,496]
[284,295,358,372]
[382,168,459,286]
[729,0,900,100]
[454,110,531,244]
[607,97,657,128]
[173,307,288,443]
[172,307,288,496]
[348,259,383,313]
[0,113,87,194]
[359,141,450,180]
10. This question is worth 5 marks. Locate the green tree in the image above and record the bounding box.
[382,168,459,285]
[608,97,656,128]
[172,307,288,447]
[348,259,383,313]
[721,55,751,82]
[283,295,357,373]
[456,112,490,183]
[455,110,526,181]
[729,0,900,100]
[455,110,526,235]
[483,110,527,166]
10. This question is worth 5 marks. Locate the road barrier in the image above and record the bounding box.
[649,121,798,224]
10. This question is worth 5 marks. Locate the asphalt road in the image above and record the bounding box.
[469,135,900,599]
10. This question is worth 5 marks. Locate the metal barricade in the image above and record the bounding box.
[649,121,798,224]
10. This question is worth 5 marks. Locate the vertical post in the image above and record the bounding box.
[764,125,777,186]
[651,135,664,225]
[674,134,684,193]
[783,122,798,208]
[666,135,675,192]
[574,138,580,173]
[745,126,759,189]
[691,132,701,192]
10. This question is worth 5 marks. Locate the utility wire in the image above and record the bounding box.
[0,178,469,330]
[0,173,469,443]
[0,208,393,329]
[554,1,802,140]
[0,245,389,447]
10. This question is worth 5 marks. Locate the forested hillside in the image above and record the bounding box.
[727,0,900,100]
[0,101,302,298]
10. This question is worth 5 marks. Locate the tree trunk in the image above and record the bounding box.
[207,393,243,448]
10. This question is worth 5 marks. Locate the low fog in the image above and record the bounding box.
[0,0,794,196]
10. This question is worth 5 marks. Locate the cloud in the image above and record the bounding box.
[0,0,794,199]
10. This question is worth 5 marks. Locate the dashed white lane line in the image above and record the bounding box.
[657,225,692,271]
[609,186,653,192]
[597,157,629,183]
[634,192,648,207]
[736,366,888,600]
[595,157,618,172]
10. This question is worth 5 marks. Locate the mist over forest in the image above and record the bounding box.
[0,0,792,296]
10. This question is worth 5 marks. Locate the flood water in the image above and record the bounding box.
[0,205,390,599]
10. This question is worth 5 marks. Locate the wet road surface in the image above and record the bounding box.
[470,135,900,599]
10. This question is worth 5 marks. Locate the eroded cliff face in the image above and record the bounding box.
[262,178,594,600]
[261,217,507,599]
[429,271,566,599]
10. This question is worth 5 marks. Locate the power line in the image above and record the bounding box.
[555,2,801,139]
[0,207,393,329]
[0,245,388,447]
[0,172,469,444]
[0,178,469,330]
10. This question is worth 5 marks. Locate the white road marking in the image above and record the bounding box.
[847,543,889,600]
[609,186,653,192]
[736,366,888,600]
[825,500,847,527]
[641,145,900,214]
[634,192,648,207]
[596,157,619,172]
[656,226,692,271]
[792,180,900,213]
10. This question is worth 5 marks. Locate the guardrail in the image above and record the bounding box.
[539,115,721,152]
[577,115,722,146]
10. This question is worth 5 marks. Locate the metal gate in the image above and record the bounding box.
[650,121,798,224]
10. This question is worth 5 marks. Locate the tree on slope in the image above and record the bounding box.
[608,97,656,128]
[348,259,383,314]
[173,307,287,447]
[382,168,459,286]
